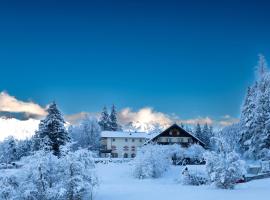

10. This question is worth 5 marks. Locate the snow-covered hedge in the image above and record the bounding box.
[0,149,99,200]
[132,144,171,179]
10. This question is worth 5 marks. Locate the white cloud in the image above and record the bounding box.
[118,107,173,126]
[218,118,239,126]
[118,107,238,129]
[0,91,46,117]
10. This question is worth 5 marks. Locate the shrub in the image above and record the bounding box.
[132,144,171,179]
[204,139,246,189]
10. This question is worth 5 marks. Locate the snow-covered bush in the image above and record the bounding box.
[0,176,19,200]
[0,136,18,164]
[204,139,246,189]
[166,144,205,165]
[0,149,98,200]
[185,144,205,164]
[65,149,99,200]
[21,151,65,199]
[180,167,209,186]
[132,144,171,179]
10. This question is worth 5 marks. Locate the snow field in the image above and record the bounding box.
[95,162,270,200]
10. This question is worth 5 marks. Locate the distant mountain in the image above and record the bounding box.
[122,121,169,134]
[0,117,40,141]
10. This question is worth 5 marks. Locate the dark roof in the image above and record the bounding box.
[147,123,206,147]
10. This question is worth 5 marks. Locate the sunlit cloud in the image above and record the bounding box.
[118,107,172,126]
[218,115,239,126]
[0,91,47,117]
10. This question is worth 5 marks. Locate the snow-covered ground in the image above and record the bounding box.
[95,162,270,200]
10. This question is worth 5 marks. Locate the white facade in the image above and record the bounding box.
[100,131,149,158]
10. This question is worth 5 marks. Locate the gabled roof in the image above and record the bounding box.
[101,131,151,139]
[146,124,206,146]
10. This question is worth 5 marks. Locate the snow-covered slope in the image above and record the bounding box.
[0,117,40,141]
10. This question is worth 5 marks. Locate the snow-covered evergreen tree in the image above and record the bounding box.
[238,54,270,160]
[109,104,120,131]
[194,123,202,138]
[249,85,270,159]
[239,85,257,154]
[201,124,213,147]
[32,102,70,157]
[98,106,110,131]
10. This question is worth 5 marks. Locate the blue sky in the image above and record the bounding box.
[0,0,270,121]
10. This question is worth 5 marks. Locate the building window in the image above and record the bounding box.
[131,153,136,158]
[172,129,179,136]
[131,146,136,151]
[112,138,115,142]
[188,138,193,143]
[123,146,129,151]
[111,153,118,158]
[178,138,184,143]
[111,145,117,151]
[125,138,128,142]
[124,153,128,158]
[167,138,172,143]
[132,139,135,142]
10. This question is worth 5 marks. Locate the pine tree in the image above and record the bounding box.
[33,102,69,157]
[109,104,119,131]
[194,123,202,140]
[98,106,110,131]
[240,54,270,159]
[239,85,257,153]
[196,123,212,147]
[250,86,270,159]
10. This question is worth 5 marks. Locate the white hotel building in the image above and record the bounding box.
[100,131,150,158]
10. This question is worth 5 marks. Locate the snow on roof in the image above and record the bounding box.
[101,131,151,139]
